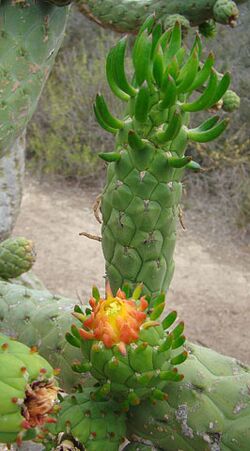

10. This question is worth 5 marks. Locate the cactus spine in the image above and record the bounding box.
[98,19,230,296]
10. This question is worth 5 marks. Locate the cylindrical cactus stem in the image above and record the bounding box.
[0,135,25,241]
[75,0,241,32]
[0,0,69,234]
[97,20,231,296]
[0,0,69,157]
[127,343,250,450]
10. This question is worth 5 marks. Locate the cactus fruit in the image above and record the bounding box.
[0,237,36,280]
[0,0,69,156]
[0,333,58,445]
[0,280,82,391]
[127,342,250,450]
[66,283,187,408]
[44,388,127,451]
[97,19,230,296]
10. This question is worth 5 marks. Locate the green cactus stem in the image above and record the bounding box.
[43,388,127,451]
[0,135,25,241]
[97,20,230,296]
[0,279,82,391]
[127,342,250,450]
[0,333,58,445]
[75,0,241,33]
[0,236,36,280]
[0,0,69,156]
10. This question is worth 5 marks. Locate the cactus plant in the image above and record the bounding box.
[127,342,250,450]
[0,333,58,445]
[0,5,248,450]
[0,237,36,280]
[0,277,249,448]
[97,19,230,295]
[75,0,241,33]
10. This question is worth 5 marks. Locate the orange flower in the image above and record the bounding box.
[78,283,148,354]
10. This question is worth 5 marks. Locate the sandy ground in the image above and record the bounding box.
[13,176,250,364]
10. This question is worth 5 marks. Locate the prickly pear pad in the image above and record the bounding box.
[66,284,187,407]
[0,334,58,445]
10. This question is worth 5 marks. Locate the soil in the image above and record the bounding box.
[13,176,250,365]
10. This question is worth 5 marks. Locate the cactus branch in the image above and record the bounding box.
[75,0,243,33]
